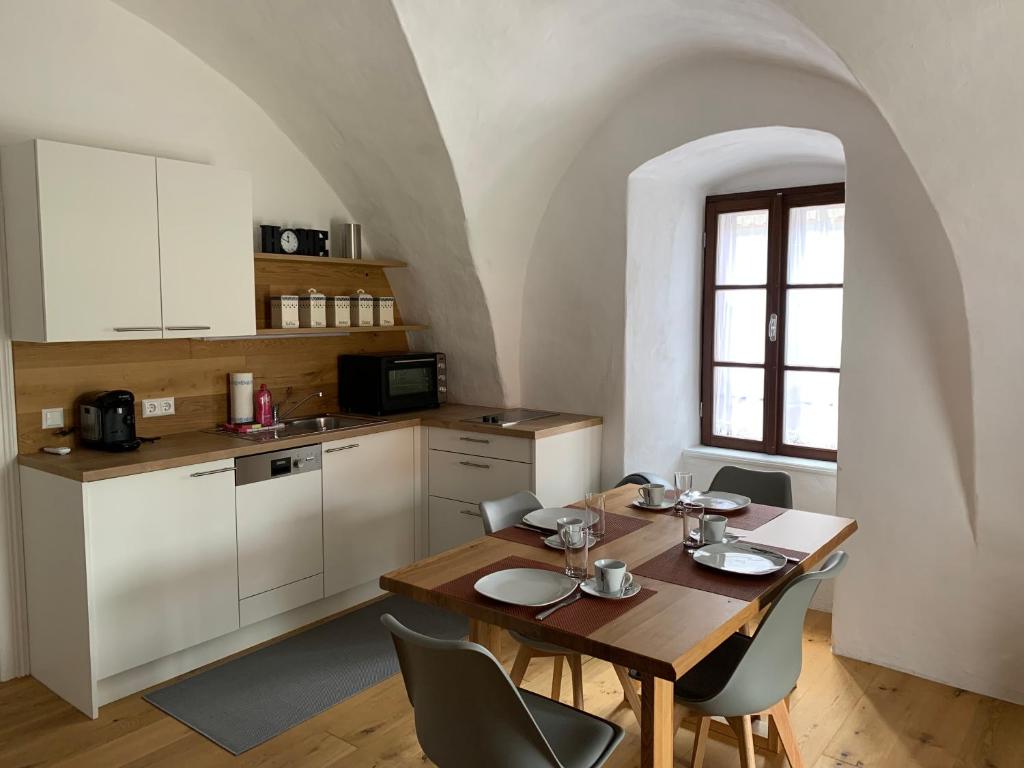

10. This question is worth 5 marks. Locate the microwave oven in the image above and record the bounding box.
[338,352,447,415]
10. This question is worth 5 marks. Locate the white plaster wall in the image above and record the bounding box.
[0,0,351,240]
[520,57,998,700]
[118,0,502,406]
[392,0,853,405]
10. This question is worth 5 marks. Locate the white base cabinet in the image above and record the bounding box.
[20,460,240,717]
[323,428,416,597]
[426,424,602,555]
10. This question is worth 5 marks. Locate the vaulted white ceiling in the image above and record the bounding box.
[117,0,856,404]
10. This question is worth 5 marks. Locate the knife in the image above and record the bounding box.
[737,544,801,563]
[515,522,551,534]
[536,591,582,621]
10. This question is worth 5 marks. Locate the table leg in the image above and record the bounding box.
[639,673,674,768]
[468,618,502,657]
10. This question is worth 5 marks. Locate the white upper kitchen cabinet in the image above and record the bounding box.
[1,140,163,341]
[0,139,255,341]
[156,158,255,338]
[322,427,416,597]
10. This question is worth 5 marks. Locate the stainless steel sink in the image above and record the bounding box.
[229,413,386,442]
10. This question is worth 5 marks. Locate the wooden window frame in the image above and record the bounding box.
[700,182,844,462]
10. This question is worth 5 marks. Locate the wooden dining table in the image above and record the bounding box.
[380,483,857,768]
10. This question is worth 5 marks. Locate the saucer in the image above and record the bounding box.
[543,532,597,550]
[631,498,675,511]
[580,577,641,600]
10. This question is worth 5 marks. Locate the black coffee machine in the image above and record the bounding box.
[78,390,142,452]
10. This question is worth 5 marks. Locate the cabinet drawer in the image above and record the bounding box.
[428,496,486,555]
[429,427,532,463]
[429,449,533,504]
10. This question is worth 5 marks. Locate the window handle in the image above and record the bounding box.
[768,313,779,343]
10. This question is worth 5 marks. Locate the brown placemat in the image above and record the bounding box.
[434,555,657,636]
[488,511,651,551]
[643,501,788,531]
[632,543,809,601]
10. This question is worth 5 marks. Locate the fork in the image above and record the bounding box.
[536,591,582,621]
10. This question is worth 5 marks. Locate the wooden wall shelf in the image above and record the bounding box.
[254,324,428,338]
[254,253,407,268]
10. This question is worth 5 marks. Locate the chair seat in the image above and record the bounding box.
[674,632,752,703]
[511,630,577,656]
[521,689,624,768]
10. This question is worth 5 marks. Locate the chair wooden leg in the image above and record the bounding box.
[550,655,564,701]
[568,654,584,709]
[726,716,756,768]
[510,645,533,686]
[690,716,710,768]
[612,664,642,722]
[769,700,805,768]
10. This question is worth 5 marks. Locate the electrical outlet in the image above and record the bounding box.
[41,408,64,429]
[143,398,175,417]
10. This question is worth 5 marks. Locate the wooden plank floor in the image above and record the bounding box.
[0,610,1020,767]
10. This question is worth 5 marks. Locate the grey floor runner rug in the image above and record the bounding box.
[144,595,467,755]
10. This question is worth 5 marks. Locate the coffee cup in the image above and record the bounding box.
[700,514,728,544]
[638,483,666,506]
[593,558,633,595]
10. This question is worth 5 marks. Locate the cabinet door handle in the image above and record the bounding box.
[165,325,212,331]
[190,467,236,478]
[459,460,491,469]
[113,326,162,332]
[459,436,491,444]
[325,443,360,453]
[460,508,482,518]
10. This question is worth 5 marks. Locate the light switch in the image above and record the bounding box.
[42,408,64,429]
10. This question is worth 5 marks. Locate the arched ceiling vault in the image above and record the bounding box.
[117,0,858,406]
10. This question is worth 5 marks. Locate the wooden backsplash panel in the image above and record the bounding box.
[14,259,414,454]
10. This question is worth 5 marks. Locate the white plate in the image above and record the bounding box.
[580,577,642,600]
[522,507,598,532]
[543,532,597,550]
[689,491,751,511]
[692,543,786,576]
[631,498,676,511]
[473,568,579,607]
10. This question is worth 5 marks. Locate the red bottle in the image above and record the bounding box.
[254,384,273,426]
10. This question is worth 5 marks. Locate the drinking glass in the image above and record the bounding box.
[681,502,705,549]
[558,516,589,580]
[674,472,694,512]
[585,491,606,540]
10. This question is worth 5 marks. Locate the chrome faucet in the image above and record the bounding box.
[274,391,324,423]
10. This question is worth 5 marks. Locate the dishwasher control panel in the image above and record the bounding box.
[235,444,322,486]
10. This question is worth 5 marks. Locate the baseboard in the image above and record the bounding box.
[96,580,384,709]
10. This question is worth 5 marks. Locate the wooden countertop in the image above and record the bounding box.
[18,404,602,483]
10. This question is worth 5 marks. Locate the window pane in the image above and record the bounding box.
[713,366,764,441]
[783,370,839,450]
[784,288,843,368]
[714,289,766,364]
[787,203,845,284]
[716,210,768,285]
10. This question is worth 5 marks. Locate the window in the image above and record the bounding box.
[701,183,844,461]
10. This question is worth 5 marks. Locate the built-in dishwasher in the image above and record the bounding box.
[235,444,324,627]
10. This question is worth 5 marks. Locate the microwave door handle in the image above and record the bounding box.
[390,358,437,364]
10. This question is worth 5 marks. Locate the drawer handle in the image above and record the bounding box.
[459,436,491,444]
[459,460,491,469]
[113,326,162,332]
[460,509,483,518]
[165,325,212,331]
[190,467,236,478]
[325,443,360,453]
